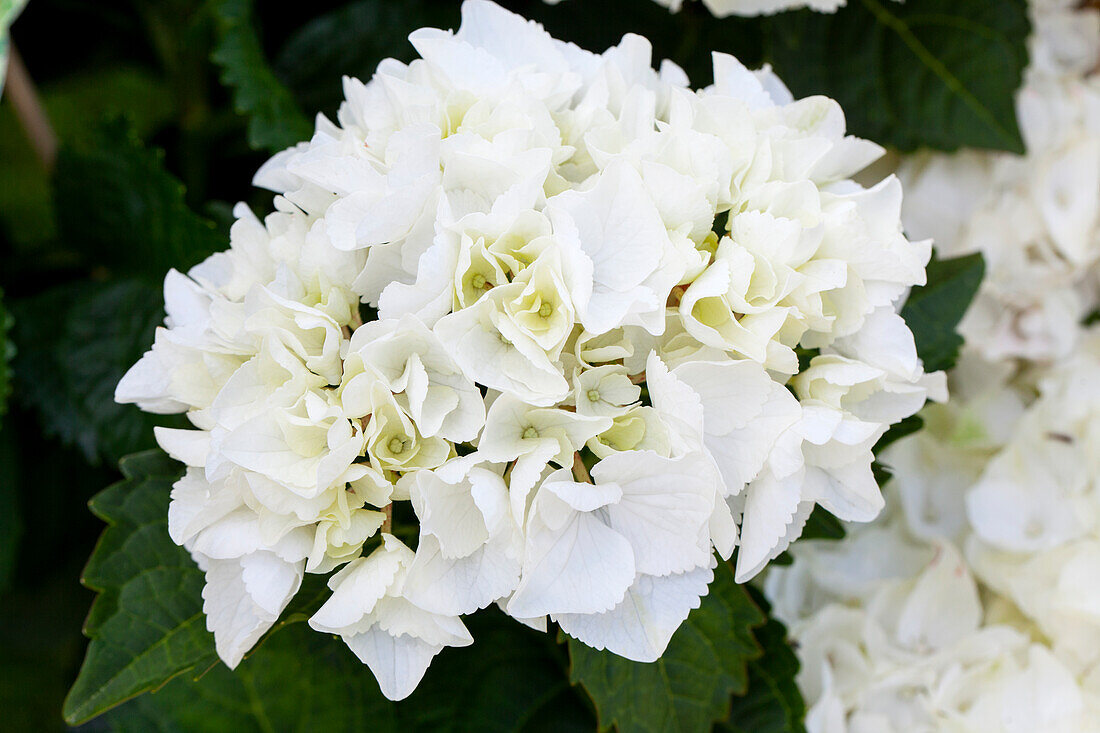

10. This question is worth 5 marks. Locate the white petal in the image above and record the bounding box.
[508,497,634,618]
[402,533,521,616]
[594,451,715,575]
[735,469,803,582]
[556,561,714,662]
[154,428,211,467]
[202,553,303,668]
[309,546,406,633]
[344,628,446,702]
[410,470,491,559]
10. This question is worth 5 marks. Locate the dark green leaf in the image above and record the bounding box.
[211,0,313,153]
[772,506,845,566]
[766,0,1029,152]
[63,451,218,725]
[105,605,593,732]
[53,118,222,280]
[66,449,592,729]
[720,590,805,733]
[10,279,182,465]
[799,507,845,542]
[900,252,985,373]
[105,622,398,733]
[273,0,452,118]
[569,561,765,733]
[874,414,925,455]
[402,606,594,732]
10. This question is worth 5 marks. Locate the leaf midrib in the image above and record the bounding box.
[859,0,1022,151]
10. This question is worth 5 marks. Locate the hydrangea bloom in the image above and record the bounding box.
[767,523,1100,732]
[899,0,1100,363]
[546,0,848,18]
[116,0,937,700]
[768,360,1100,730]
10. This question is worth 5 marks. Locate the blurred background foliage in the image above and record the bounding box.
[0,0,1026,729]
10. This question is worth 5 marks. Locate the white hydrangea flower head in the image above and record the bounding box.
[766,512,1100,733]
[116,0,937,699]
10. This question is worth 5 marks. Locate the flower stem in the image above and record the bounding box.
[382,503,393,534]
[5,44,57,171]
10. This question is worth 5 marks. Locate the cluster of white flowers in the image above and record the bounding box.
[899,0,1100,363]
[767,337,1100,731]
[116,0,938,701]
[766,342,1100,730]
[766,2,1100,728]
[766,516,1100,732]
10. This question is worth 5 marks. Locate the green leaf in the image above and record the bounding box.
[765,0,1029,153]
[272,0,451,118]
[53,118,222,280]
[211,0,313,153]
[569,561,765,733]
[720,590,805,733]
[0,0,29,93]
[901,252,985,373]
[401,607,594,732]
[66,450,591,729]
[105,622,397,733]
[10,279,181,465]
[800,506,845,542]
[874,414,925,455]
[104,605,593,732]
[63,451,217,725]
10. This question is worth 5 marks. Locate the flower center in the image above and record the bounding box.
[387,437,407,455]
[471,273,491,290]
[586,389,601,403]
[521,426,540,440]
